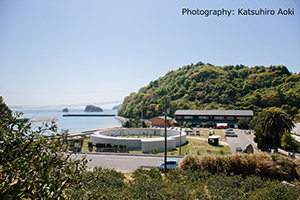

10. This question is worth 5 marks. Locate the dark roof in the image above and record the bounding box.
[175,110,253,116]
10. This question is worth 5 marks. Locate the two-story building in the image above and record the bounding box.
[174,110,253,128]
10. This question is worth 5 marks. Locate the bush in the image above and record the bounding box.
[88,142,93,148]
[0,97,88,199]
[281,130,300,152]
[180,153,300,181]
[218,149,224,155]
[96,142,105,148]
[252,180,300,200]
[65,167,126,199]
[150,147,157,154]
[106,143,112,148]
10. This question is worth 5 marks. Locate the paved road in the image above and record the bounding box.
[224,129,257,154]
[72,154,183,173]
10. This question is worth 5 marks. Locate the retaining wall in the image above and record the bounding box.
[90,127,187,152]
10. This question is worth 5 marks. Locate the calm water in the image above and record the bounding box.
[12,108,122,134]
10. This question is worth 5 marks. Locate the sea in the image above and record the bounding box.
[11,108,122,134]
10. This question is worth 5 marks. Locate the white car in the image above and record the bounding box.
[225,131,238,137]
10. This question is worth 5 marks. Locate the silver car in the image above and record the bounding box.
[225,131,238,137]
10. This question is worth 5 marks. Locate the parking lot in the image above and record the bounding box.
[223,129,257,154]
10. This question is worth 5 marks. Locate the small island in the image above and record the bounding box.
[62,108,69,112]
[84,105,103,112]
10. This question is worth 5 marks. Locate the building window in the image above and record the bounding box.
[237,117,242,120]
[227,117,234,120]
[176,116,182,119]
[199,116,209,119]
[184,116,193,119]
[214,116,225,120]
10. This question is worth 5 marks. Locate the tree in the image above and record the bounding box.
[236,117,249,129]
[281,130,300,152]
[0,97,88,199]
[256,107,294,152]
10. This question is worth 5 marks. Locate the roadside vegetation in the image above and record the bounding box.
[66,165,300,199]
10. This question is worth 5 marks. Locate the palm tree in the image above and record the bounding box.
[258,107,294,152]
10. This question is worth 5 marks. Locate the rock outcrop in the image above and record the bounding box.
[84,105,103,112]
[62,108,69,112]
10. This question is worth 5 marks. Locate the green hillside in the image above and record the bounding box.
[118,62,300,119]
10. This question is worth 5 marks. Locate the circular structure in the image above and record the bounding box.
[90,127,187,153]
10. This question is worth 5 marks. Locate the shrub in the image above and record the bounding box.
[96,143,105,148]
[218,149,224,155]
[0,97,88,199]
[281,130,300,152]
[150,147,157,154]
[88,142,93,148]
[179,153,300,181]
[65,167,126,199]
[106,143,112,148]
[252,180,300,200]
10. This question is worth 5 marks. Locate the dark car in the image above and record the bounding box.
[236,147,243,153]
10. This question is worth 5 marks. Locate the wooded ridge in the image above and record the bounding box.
[118,62,300,119]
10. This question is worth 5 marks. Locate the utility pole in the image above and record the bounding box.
[179,123,182,155]
[164,94,167,175]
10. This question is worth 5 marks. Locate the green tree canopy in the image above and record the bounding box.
[118,62,300,119]
[256,107,294,152]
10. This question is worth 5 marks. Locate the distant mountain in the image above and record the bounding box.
[118,62,300,119]
[84,105,103,112]
[112,104,122,110]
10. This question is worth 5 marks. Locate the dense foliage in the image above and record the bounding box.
[253,107,295,152]
[123,118,149,128]
[66,167,300,199]
[281,130,300,152]
[179,153,300,182]
[118,62,300,119]
[0,97,88,199]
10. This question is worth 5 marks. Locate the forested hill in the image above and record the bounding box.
[118,62,300,119]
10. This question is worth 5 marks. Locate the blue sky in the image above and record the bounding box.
[0,0,299,109]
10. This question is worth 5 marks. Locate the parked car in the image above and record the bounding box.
[158,159,178,171]
[226,128,233,131]
[236,147,243,153]
[187,128,193,134]
[225,131,238,137]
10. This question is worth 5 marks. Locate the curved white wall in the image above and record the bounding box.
[90,127,187,153]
